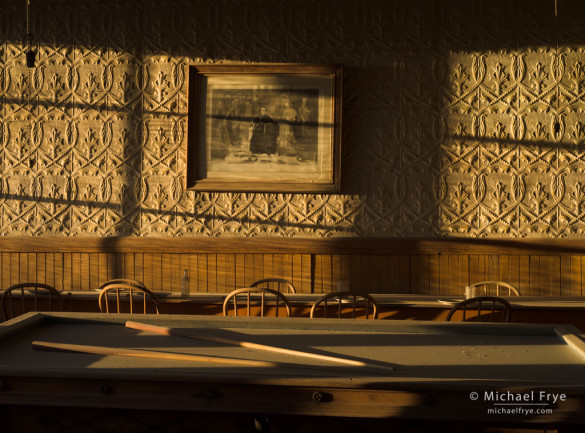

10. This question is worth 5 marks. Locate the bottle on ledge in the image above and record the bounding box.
[180,269,190,298]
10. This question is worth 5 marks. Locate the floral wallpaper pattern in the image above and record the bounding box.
[1,0,584,237]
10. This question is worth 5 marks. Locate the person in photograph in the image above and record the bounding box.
[278,98,298,155]
[296,96,313,160]
[249,107,278,155]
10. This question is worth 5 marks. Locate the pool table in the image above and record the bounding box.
[0,312,584,433]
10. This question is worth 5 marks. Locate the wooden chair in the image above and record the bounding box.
[310,291,378,319]
[446,296,512,322]
[466,281,520,297]
[223,287,292,317]
[98,282,161,314]
[97,278,148,291]
[1,283,64,321]
[249,278,296,294]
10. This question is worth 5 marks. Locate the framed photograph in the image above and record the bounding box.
[186,63,342,192]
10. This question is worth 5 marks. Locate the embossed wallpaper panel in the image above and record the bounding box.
[1,0,584,237]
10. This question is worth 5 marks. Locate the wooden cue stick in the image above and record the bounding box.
[554,327,585,361]
[31,340,281,368]
[125,320,394,372]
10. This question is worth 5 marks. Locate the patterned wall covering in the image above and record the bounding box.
[0,0,583,238]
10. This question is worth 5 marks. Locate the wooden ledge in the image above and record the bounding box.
[2,236,585,254]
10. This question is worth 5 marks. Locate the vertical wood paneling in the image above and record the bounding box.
[215,254,226,293]
[70,253,80,290]
[438,254,449,295]
[448,255,460,295]
[569,256,582,297]
[224,254,235,292]
[88,253,99,290]
[538,256,550,296]
[459,254,470,292]
[581,256,585,296]
[559,256,576,296]
[207,254,217,292]
[196,254,207,292]
[124,253,135,281]
[253,253,263,285]
[30,253,38,283]
[408,255,418,294]
[272,253,284,282]
[360,255,374,293]
[45,253,55,288]
[388,255,399,293]
[63,254,72,290]
[529,256,540,296]
[54,253,64,290]
[291,254,303,292]
[380,255,390,292]
[234,254,245,289]
[142,254,153,289]
[9,254,15,287]
[428,254,439,293]
[116,253,124,278]
[398,255,409,293]
[324,254,333,294]
[370,254,384,293]
[134,253,144,286]
[412,255,431,294]
[263,254,273,282]
[518,255,530,296]
[300,254,311,293]
[36,253,45,284]
[186,254,197,293]
[479,255,489,281]
[282,254,293,289]
[499,255,510,284]
[330,254,342,291]
[550,256,561,297]
[17,253,25,283]
[487,254,499,280]
[105,253,115,280]
[162,254,174,292]
[151,253,162,291]
[161,254,172,291]
[1,253,11,289]
[507,255,520,291]
[243,254,254,286]
[369,255,383,293]
[349,255,361,291]
[79,253,90,291]
[313,255,323,294]
[3,240,585,298]
[340,254,351,288]
[468,255,479,284]
[475,255,485,282]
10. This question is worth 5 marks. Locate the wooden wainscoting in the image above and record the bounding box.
[0,237,584,296]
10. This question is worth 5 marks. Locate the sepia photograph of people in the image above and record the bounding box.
[187,64,342,192]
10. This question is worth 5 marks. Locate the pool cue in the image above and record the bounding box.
[32,340,282,368]
[125,320,394,372]
[554,327,585,361]
[31,340,389,376]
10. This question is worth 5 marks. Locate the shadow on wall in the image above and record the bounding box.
[2,0,585,238]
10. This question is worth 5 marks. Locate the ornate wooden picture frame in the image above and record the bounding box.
[187,63,342,192]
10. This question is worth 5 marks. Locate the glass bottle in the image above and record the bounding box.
[180,269,190,298]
